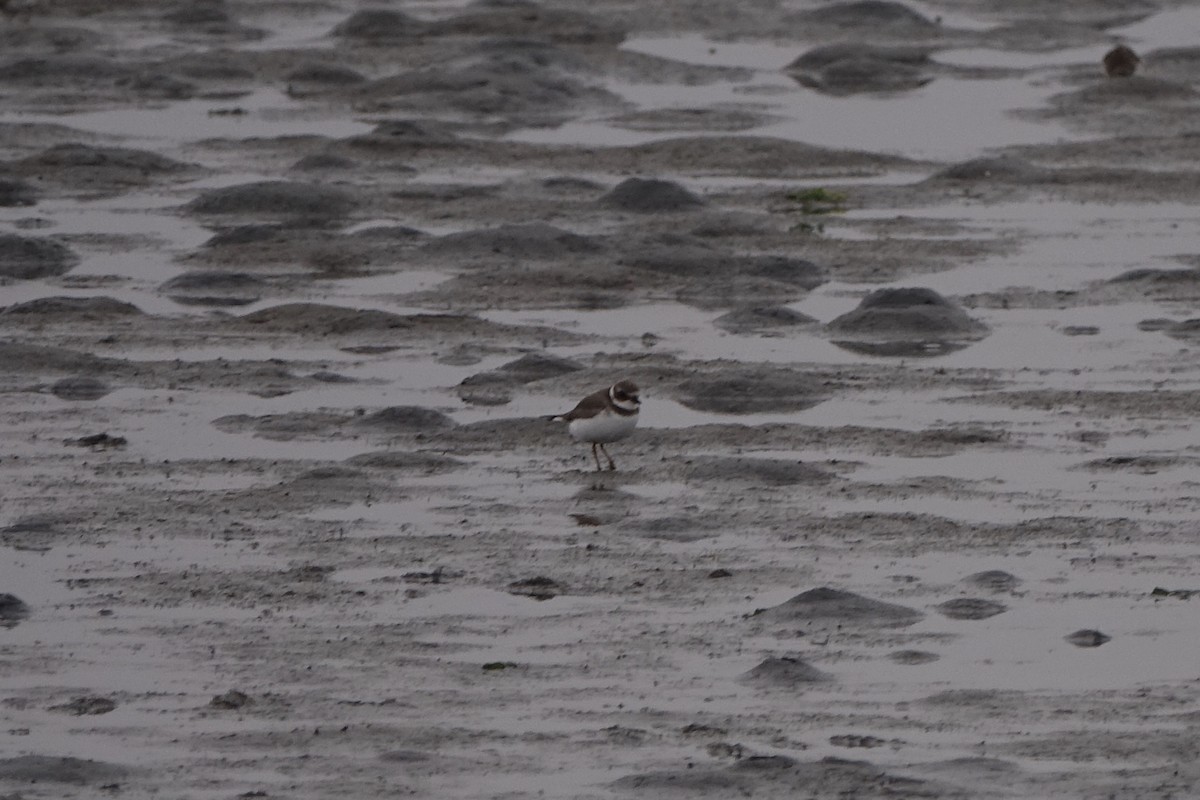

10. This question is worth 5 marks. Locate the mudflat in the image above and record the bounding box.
[3,1,1200,798]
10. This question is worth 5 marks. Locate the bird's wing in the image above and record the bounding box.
[558,390,608,421]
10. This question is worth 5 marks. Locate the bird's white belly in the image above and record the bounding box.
[568,411,637,444]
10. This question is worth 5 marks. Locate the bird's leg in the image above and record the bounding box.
[591,442,604,472]
[599,443,617,471]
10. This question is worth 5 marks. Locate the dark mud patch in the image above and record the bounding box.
[234,303,581,347]
[9,143,201,195]
[419,222,606,264]
[953,388,1200,417]
[890,649,940,665]
[214,406,455,441]
[351,48,625,124]
[49,375,110,400]
[345,451,466,474]
[186,181,361,220]
[613,754,958,798]
[676,369,830,413]
[0,755,128,785]
[2,295,142,319]
[1022,75,1200,137]
[0,233,79,281]
[0,176,37,206]
[0,593,31,626]
[48,695,118,715]
[1073,454,1194,473]
[527,136,921,179]
[685,456,835,486]
[627,515,726,543]
[935,598,1007,620]
[181,221,427,275]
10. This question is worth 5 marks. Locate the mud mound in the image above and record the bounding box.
[785,1,940,34]
[0,233,78,280]
[613,754,949,797]
[1101,267,1200,302]
[340,119,466,154]
[739,656,831,687]
[457,371,521,406]
[620,235,825,289]
[826,287,989,355]
[677,370,829,413]
[0,593,30,626]
[0,177,36,206]
[713,305,818,334]
[162,271,266,306]
[291,153,359,172]
[0,54,135,86]
[498,352,584,382]
[186,181,359,219]
[345,451,466,473]
[353,406,457,433]
[0,342,116,374]
[935,598,1007,620]
[15,143,194,187]
[686,457,834,486]
[1059,76,1200,107]
[459,352,584,405]
[752,587,923,628]
[355,54,621,119]
[239,303,413,334]
[3,296,141,318]
[429,5,627,45]
[284,62,367,88]
[421,222,606,261]
[212,411,351,440]
[929,156,1045,183]
[963,570,1021,593]
[50,376,111,401]
[786,43,932,95]
[1065,629,1111,648]
[331,9,428,40]
[601,177,705,212]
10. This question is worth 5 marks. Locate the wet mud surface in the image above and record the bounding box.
[3,1,1200,798]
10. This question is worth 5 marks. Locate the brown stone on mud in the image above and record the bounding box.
[1103,45,1140,77]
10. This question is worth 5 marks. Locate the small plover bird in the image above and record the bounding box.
[553,379,640,471]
